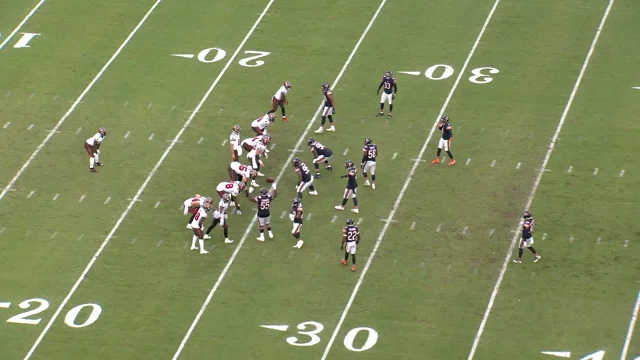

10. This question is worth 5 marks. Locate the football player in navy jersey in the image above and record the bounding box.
[314,82,336,133]
[513,211,541,263]
[307,138,333,178]
[335,160,359,213]
[376,71,397,119]
[361,137,377,189]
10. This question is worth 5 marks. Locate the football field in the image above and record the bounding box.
[1,0,639,359]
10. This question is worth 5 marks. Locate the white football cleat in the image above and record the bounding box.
[364,180,370,186]
[372,183,376,189]
[224,238,234,244]
[203,234,211,240]
[534,255,541,263]
[190,245,198,251]
[351,208,359,213]
[308,190,318,195]
[334,205,344,210]
[200,250,209,254]
[257,172,265,177]
[251,180,259,187]
[186,224,193,229]
[293,239,304,248]
[268,231,274,239]
[256,236,265,242]
[314,127,324,134]
[249,187,255,193]
[326,126,336,132]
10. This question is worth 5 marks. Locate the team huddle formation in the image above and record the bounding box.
[83,71,539,269]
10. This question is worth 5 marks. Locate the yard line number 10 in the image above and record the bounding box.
[3,298,102,328]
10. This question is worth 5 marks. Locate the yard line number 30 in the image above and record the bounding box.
[5,298,102,328]
[286,321,378,352]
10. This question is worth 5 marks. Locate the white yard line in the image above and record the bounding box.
[466,1,615,359]
[0,0,163,201]
[620,289,640,360]
[172,1,388,358]
[21,0,271,357]
[0,0,47,50]
[320,0,503,358]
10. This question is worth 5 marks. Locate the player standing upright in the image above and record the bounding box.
[203,194,234,244]
[290,197,305,249]
[513,211,541,263]
[251,112,275,135]
[376,71,397,119]
[341,218,360,272]
[361,137,377,189]
[268,81,292,122]
[85,127,107,172]
[307,138,333,178]
[335,160,359,213]
[249,185,278,241]
[229,125,242,161]
[431,115,456,166]
[314,82,336,133]
[292,158,318,198]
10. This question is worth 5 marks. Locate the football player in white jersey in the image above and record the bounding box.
[247,135,270,178]
[229,161,259,187]
[268,81,292,122]
[215,180,246,215]
[189,198,212,254]
[84,127,107,172]
[203,194,234,243]
[183,194,203,229]
[251,112,275,135]
[229,125,242,161]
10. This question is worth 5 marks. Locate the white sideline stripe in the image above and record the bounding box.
[0,0,162,202]
[620,289,640,360]
[320,0,501,358]
[0,0,46,50]
[467,2,615,358]
[23,0,293,356]
[175,2,387,359]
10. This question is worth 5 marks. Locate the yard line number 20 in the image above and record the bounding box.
[286,321,378,352]
[5,298,102,328]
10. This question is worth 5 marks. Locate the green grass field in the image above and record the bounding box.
[1,0,639,359]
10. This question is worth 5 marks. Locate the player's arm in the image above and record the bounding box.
[197,217,205,229]
[248,196,258,203]
[294,208,303,221]
[295,170,302,184]
[376,80,384,94]
[356,230,361,244]
[361,148,367,167]
[341,230,347,250]
[271,189,278,199]
[392,80,398,94]
[328,92,335,107]
[281,91,287,104]
[348,168,356,176]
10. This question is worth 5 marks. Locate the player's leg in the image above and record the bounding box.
[313,155,325,178]
[388,93,393,119]
[432,139,444,164]
[268,97,277,114]
[370,162,376,188]
[252,126,263,135]
[279,100,287,121]
[444,139,455,165]
[327,109,335,131]
[190,228,201,250]
[233,195,241,215]
[307,178,318,195]
[206,217,220,235]
[194,227,208,254]
[266,217,273,238]
[378,93,386,116]
[350,242,357,271]
[85,143,97,171]
[187,212,196,228]
[222,222,233,243]
[316,107,329,133]
[335,189,351,210]
[292,223,303,248]
[257,217,266,241]
[350,188,359,213]
[324,152,332,170]
[513,239,526,263]
[525,238,540,262]
[363,162,370,186]
[228,167,236,182]
[342,246,349,265]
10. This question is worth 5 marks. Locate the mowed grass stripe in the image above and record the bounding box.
[0,0,163,201]
[319,0,504,357]
[171,0,388,357]
[22,0,276,357]
[0,0,46,50]
[466,0,616,358]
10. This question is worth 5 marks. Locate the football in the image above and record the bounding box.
[266,177,275,183]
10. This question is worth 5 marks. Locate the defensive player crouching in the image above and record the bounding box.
[307,138,333,179]
[513,211,541,263]
[290,197,304,249]
[314,82,336,133]
[189,198,213,254]
[341,218,360,272]
[203,194,234,244]
[431,115,456,166]
[248,185,278,241]
[229,161,259,188]
[229,125,242,161]
[335,160,359,213]
[292,158,318,198]
[361,137,377,189]
[268,81,292,122]
[376,70,397,119]
[215,180,246,215]
[183,194,203,229]
[251,112,275,135]
[85,127,107,172]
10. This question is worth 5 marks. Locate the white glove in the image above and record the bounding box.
[271,183,277,190]
[96,149,100,154]
[289,213,295,221]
